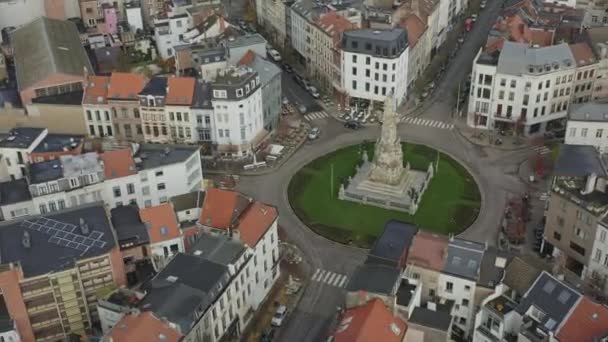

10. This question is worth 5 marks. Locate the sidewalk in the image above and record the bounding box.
[453,116,530,151]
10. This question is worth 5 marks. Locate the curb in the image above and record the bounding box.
[454,123,530,152]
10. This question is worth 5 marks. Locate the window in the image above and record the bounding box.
[582,128,588,138]
[352,67,357,75]
[127,183,135,194]
[113,186,121,198]
[510,80,516,88]
[594,249,602,262]
[160,227,168,235]
[500,78,506,86]
[597,129,604,138]
[352,80,357,90]
[600,229,607,243]
[446,282,453,293]
[459,317,466,325]
[86,110,92,121]
[49,202,57,212]
[39,204,48,214]
[58,199,65,209]
[462,299,469,307]
[157,183,166,191]
[352,55,357,63]
[574,227,585,239]
[155,170,164,177]
[142,186,150,195]
[464,285,471,292]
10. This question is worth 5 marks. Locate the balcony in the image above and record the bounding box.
[554,177,608,215]
[486,296,516,317]
[520,319,550,342]
[476,325,501,342]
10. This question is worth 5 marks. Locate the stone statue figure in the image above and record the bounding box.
[368,94,405,185]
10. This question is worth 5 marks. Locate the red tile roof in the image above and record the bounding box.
[238,50,257,66]
[557,297,608,342]
[166,77,196,105]
[83,75,110,104]
[108,72,147,100]
[333,299,407,342]
[317,11,357,45]
[101,149,136,179]
[570,42,597,67]
[199,188,250,229]
[199,188,277,247]
[398,14,427,48]
[407,231,448,271]
[139,203,181,244]
[108,312,183,342]
[236,201,278,247]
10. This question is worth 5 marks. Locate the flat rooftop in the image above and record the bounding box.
[33,134,83,153]
[0,203,117,278]
[29,159,64,184]
[134,144,199,171]
[0,127,45,149]
[0,179,31,205]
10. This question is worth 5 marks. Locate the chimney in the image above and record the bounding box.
[79,218,90,235]
[22,231,31,249]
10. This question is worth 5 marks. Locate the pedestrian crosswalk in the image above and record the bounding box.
[304,111,330,121]
[533,145,551,155]
[311,268,349,288]
[400,116,454,130]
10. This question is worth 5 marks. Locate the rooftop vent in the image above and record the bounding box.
[194,250,203,256]
[22,231,31,249]
[79,217,90,235]
[167,275,178,282]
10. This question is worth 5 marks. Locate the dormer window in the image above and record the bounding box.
[147,96,156,107]
[236,88,244,98]
[245,84,250,93]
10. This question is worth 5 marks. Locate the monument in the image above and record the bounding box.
[339,95,435,214]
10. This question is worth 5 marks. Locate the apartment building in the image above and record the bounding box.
[165,77,197,144]
[587,217,608,294]
[0,127,48,182]
[467,42,576,135]
[331,298,407,341]
[104,311,183,342]
[341,28,410,108]
[404,231,449,301]
[139,77,170,143]
[564,102,608,152]
[211,68,265,157]
[0,0,46,44]
[107,73,147,142]
[83,76,115,138]
[255,0,291,46]
[0,203,126,342]
[543,144,608,276]
[192,81,215,145]
[154,11,191,59]
[588,27,608,101]
[139,203,185,270]
[570,42,598,104]
[398,13,433,87]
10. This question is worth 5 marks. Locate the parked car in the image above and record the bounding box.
[268,49,282,62]
[471,14,478,22]
[308,86,320,99]
[294,74,305,85]
[308,127,320,140]
[480,0,486,8]
[282,97,289,105]
[344,120,361,130]
[298,104,307,114]
[282,63,293,73]
[259,328,275,342]
[271,305,288,327]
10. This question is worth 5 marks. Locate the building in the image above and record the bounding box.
[97,288,143,333]
[588,217,608,294]
[0,53,7,83]
[139,76,170,143]
[467,42,577,135]
[0,203,126,341]
[0,1,46,44]
[588,27,608,101]
[125,1,145,32]
[139,203,185,270]
[404,231,448,301]
[191,80,215,146]
[565,102,608,152]
[226,34,268,66]
[166,77,197,143]
[107,72,148,142]
[104,311,183,342]
[0,127,47,182]
[543,144,608,276]
[83,75,114,138]
[141,0,167,27]
[256,0,291,47]
[0,179,32,221]
[367,220,418,269]
[399,13,432,88]
[331,298,407,341]
[11,17,93,106]
[238,51,282,132]
[341,28,410,108]
[211,67,266,157]
[570,42,598,104]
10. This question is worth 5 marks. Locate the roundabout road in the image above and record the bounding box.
[236,118,529,341]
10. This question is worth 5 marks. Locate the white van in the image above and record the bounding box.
[268,49,282,62]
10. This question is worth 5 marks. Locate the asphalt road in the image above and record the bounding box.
[281,72,322,114]
[233,0,533,340]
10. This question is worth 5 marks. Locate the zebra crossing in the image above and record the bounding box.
[400,116,454,130]
[304,111,330,121]
[311,268,349,288]
[533,145,551,155]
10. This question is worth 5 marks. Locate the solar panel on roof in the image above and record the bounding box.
[49,236,60,243]
[90,231,103,240]
[92,240,105,248]
[543,280,556,294]
[58,239,69,247]
[76,244,88,252]
[74,236,85,243]
[56,231,67,238]
[67,242,78,249]
[83,238,95,245]
[545,318,557,330]
[557,290,571,304]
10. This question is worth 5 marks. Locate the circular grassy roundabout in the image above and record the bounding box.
[288,142,481,248]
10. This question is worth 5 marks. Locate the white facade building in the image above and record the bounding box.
[126,2,144,32]
[0,0,46,43]
[587,219,608,294]
[565,102,608,152]
[0,127,48,182]
[154,13,191,59]
[211,68,265,157]
[467,42,577,135]
[341,28,409,107]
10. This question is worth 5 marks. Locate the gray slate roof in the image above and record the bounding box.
[342,28,408,58]
[226,34,267,48]
[478,246,511,288]
[554,144,607,177]
[170,191,205,212]
[140,253,230,333]
[248,55,281,88]
[409,301,454,331]
[497,42,575,77]
[12,17,94,91]
[442,238,485,281]
[135,144,199,170]
[366,220,418,268]
[0,203,116,277]
[0,127,45,149]
[347,263,400,295]
[29,159,64,184]
[0,179,32,205]
[568,102,608,122]
[516,271,581,334]
[110,205,150,247]
[190,233,246,265]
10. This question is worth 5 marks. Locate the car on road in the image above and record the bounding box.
[471,14,478,22]
[268,49,282,62]
[282,97,289,105]
[293,74,304,85]
[271,305,288,327]
[308,127,320,140]
[283,64,293,73]
[344,120,361,130]
[259,328,275,342]
[308,86,320,99]
[298,104,307,114]
[480,0,486,8]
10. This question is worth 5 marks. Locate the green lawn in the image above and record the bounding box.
[288,142,481,247]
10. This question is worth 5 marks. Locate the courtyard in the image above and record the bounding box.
[288,142,481,247]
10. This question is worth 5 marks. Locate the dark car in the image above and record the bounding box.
[282,63,293,73]
[344,120,361,130]
[260,328,275,342]
[293,74,305,85]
